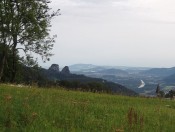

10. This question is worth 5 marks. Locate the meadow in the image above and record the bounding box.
[0,84,175,132]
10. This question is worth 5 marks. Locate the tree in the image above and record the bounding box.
[165,90,175,99]
[156,84,160,96]
[0,0,12,81]
[0,0,60,82]
[159,91,165,98]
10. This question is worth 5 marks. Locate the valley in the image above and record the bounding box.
[69,64,175,96]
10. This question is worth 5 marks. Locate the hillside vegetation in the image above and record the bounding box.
[0,84,175,132]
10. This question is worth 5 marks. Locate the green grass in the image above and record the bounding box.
[0,84,175,132]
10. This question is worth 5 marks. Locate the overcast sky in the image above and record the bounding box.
[40,0,175,68]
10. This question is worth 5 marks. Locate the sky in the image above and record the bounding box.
[40,0,175,68]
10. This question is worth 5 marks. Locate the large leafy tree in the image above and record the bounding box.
[0,0,59,81]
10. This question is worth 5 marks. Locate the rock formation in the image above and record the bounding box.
[48,64,59,72]
[61,66,70,74]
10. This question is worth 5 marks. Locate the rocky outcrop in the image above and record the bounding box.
[48,64,71,75]
[48,64,59,72]
[61,66,70,74]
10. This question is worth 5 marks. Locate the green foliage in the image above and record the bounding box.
[58,80,112,93]
[0,48,21,82]
[0,84,175,131]
[0,0,59,81]
[165,90,175,99]
[0,0,59,60]
[6,64,136,96]
[159,91,165,98]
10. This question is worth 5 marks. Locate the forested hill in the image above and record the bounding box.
[19,64,137,96]
[142,67,175,77]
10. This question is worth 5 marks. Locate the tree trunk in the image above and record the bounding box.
[10,35,17,83]
[0,50,7,82]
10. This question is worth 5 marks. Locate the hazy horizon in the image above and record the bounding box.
[42,63,174,69]
[39,0,175,68]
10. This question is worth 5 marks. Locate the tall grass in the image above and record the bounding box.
[0,84,175,131]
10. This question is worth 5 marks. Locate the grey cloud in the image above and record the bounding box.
[52,0,129,7]
[47,0,175,68]
[51,0,133,19]
[69,0,128,5]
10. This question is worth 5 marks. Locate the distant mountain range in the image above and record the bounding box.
[69,64,151,72]
[69,64,151,77]
[98,69,129,75]
[69,63,175,78]
[142,67,175,77]
[68,64,175,95]
[69,64,98,71]
[141,67,175,85]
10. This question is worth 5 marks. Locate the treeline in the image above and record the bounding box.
[165,90,175,99]
[0,63,113,94]
[0,61,137,96]
[38,80,112,93]
[156,84,175,99]
[58,81,112,93]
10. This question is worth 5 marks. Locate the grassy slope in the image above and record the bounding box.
[0,84,175,132]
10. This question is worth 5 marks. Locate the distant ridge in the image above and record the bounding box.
[142,67,175,77]
[99,69,128,75]
[69,64,151,72]
[69,64,97,71]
